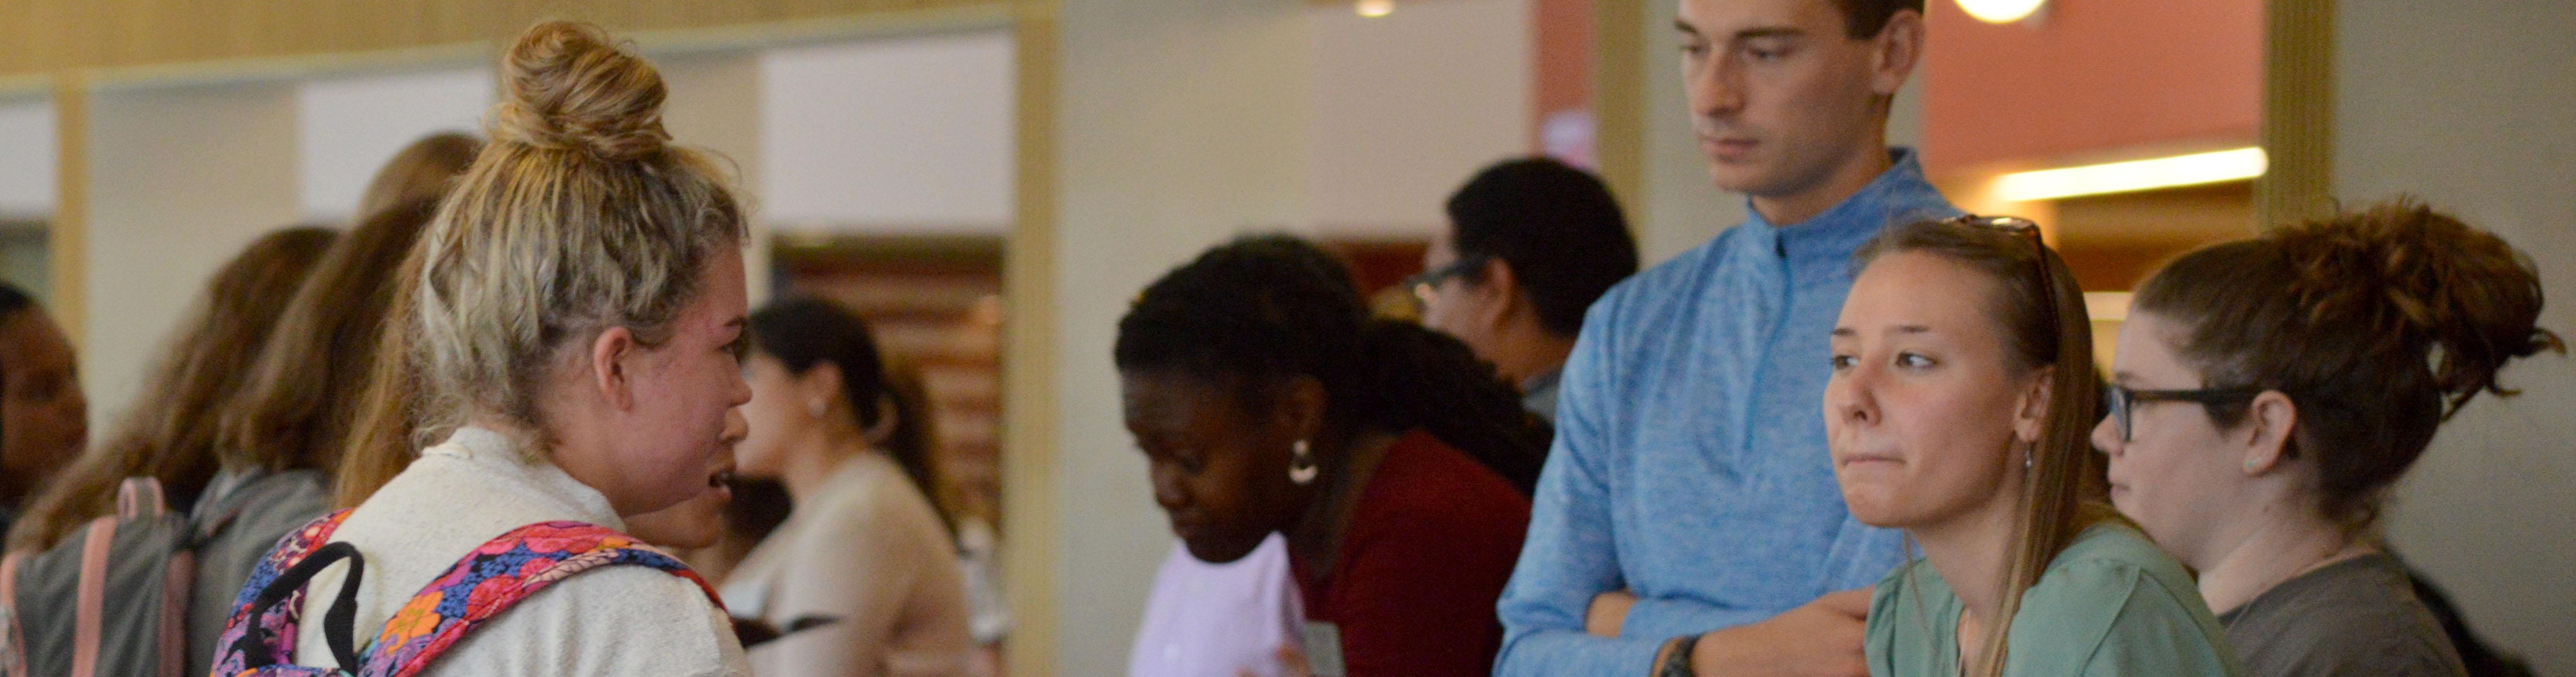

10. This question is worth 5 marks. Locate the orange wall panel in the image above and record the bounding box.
[1922,0,2262,174]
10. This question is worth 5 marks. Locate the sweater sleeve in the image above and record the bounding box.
[1493,300,1668,677]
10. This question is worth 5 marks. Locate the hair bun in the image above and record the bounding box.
[2275,199,2564,414]
[488,21,670,161]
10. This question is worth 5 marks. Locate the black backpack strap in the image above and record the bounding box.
[238,541,367,670]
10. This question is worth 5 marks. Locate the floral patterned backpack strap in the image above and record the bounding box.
[207,510,358,677]
[352,521,720,677]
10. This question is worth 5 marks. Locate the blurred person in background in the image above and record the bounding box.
[3,225,335,670]
[0,282,83,536]
[355,131,479,218]
[1412,157,1638,423]
[724,297,973,677]
[1117,234,1544,677]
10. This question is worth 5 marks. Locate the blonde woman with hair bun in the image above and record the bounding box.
[211,20,754,677]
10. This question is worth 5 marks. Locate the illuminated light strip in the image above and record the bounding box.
[1355,0,1394,17]
[1994,147,2267,202]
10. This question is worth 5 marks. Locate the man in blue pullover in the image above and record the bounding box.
[1492,0,1955,675]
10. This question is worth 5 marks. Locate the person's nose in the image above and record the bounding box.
[1689,52,1746,120]
[1150,463,1189,512]
[2090,413,2123,459]
[1825,365,1881,429]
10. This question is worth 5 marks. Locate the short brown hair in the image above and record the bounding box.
[2133,199,2563,530]
[1836,0,1923,38]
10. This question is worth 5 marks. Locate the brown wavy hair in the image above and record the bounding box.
[2132,199,2562,531]
[1854,217,2110,677]
[6,226,336,550]
[220,198,438,478]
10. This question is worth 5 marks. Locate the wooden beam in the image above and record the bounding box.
[1000,0,1060,676]
[2256,0,2335,227]
[1592,0,1645,222]
[46,73,83,346]
[0,0,1005,77]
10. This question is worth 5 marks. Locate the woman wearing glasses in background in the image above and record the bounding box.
[2094,200,2559,677]
[1827,216,2239,677]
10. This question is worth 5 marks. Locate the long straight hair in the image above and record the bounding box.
[1855,218,2109,677]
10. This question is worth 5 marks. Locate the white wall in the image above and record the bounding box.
[759,30,1016,233]
[83,83,302,435]
[0,98,53,221]
[1631,0,1924,264]
[1305,0,1533,234]
[296,67,493,221]
[658,52,775,303]
[2336,2,2576,673]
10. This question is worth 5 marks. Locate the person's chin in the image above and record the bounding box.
[1180,531,1264,565]
[1705,163,1780,195]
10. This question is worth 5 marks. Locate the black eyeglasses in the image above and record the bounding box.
[1404,255,1489,308]
[2105,384,2262,443]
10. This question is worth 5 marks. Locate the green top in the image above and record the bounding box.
[1866,523,2245,677]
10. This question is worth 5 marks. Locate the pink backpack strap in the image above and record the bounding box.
[353,521,719,677]
[2,551,26,677]
[206,510,357,677]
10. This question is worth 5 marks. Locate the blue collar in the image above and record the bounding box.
[1742,148,1954,263]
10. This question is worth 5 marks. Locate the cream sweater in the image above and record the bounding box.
[722,452,970,677]
[294,427,749,677]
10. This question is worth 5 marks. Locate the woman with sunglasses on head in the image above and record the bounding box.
[1827,217,2238,677]
[2094,200,2559,677]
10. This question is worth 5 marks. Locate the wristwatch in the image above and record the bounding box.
[1658,635,1700,677]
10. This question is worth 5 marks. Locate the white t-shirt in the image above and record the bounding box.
[295,427,748,677]
[1126,534,1304,677]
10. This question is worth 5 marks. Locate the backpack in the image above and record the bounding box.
[209,510,720,677]
[0,471,330,677]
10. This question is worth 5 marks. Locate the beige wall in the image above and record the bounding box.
[2336,1,2576,672]
[80,81,303,435]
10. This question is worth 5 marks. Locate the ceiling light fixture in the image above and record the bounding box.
[1994,147,2268,201]
[1957,0,2046,24]
[1356,0,1394,17]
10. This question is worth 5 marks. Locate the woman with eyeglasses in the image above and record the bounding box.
[1827,216,2239,677]
[2093,200,2559,677]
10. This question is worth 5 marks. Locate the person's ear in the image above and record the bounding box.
[1475,258,1519,328]
[2011,366,2056,444]
[1276,376,1330,451]
[592,326,638,411]
[1868,9,1926,98]
[2240,391,2298,475]
[796,361,846,420]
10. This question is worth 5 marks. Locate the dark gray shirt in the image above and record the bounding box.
[2218,553,2467,677]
